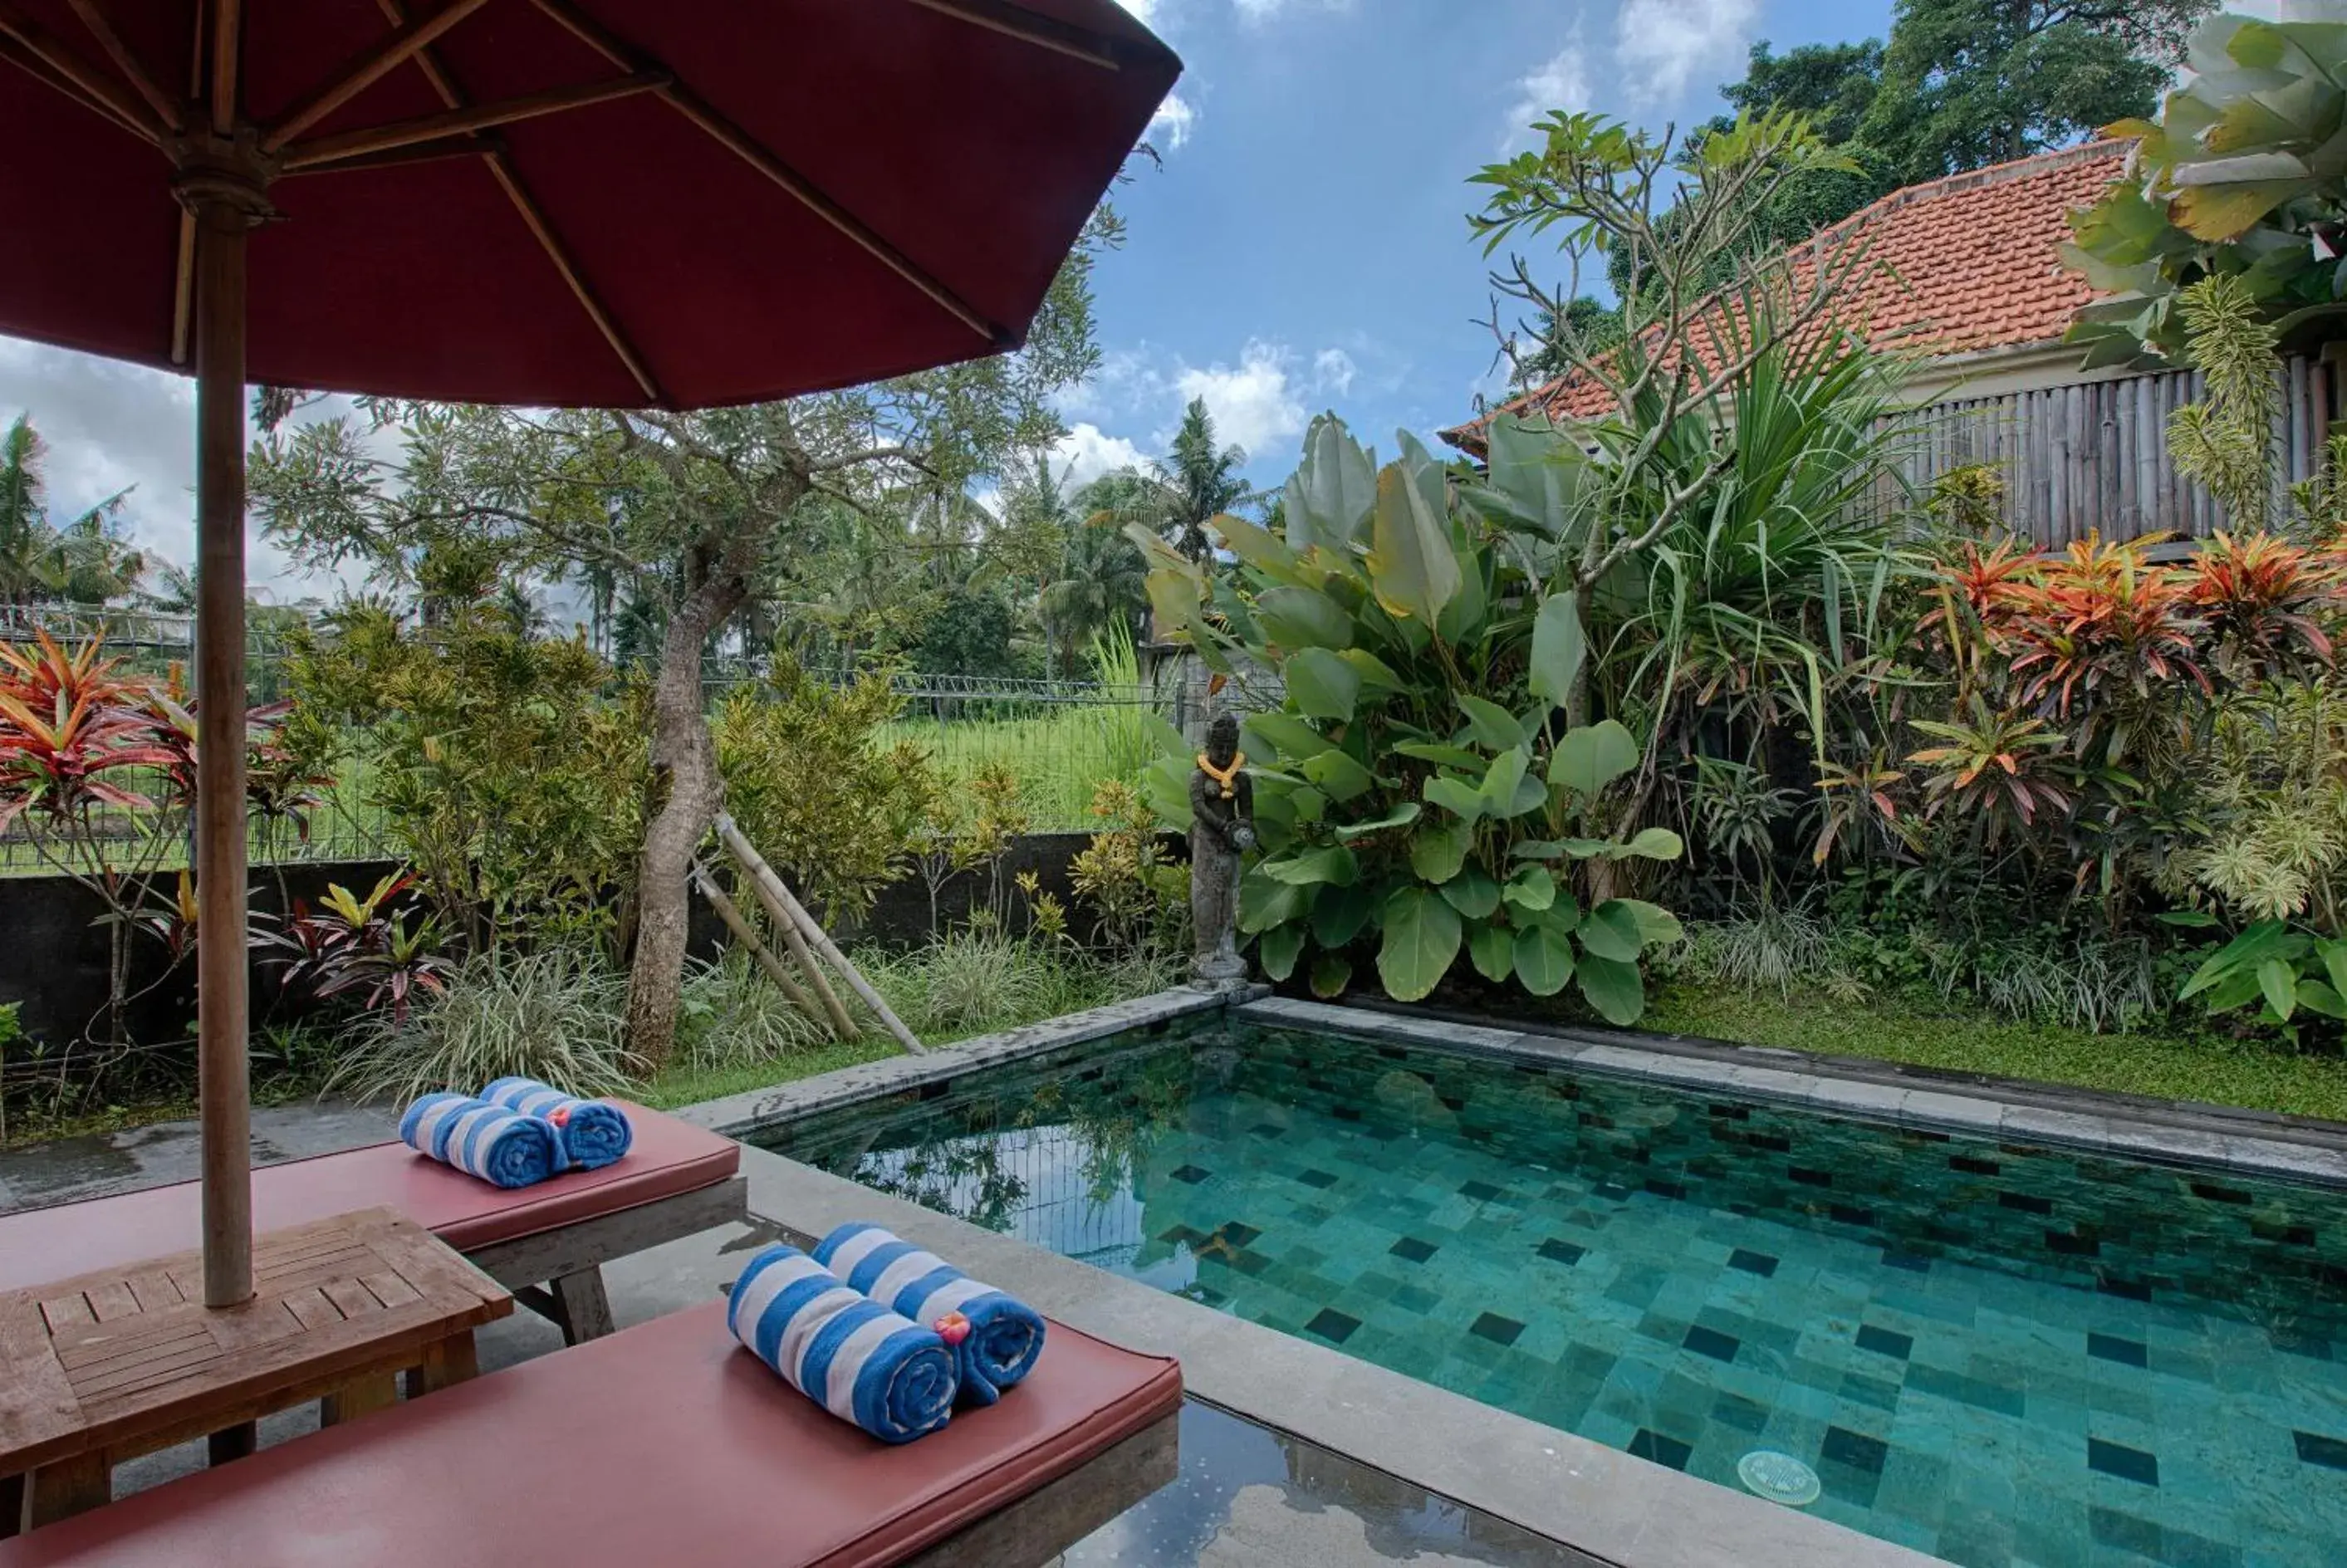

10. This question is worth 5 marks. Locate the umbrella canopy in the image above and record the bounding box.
[0,0,1177,1310]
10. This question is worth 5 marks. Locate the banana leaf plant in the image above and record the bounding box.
[2063,12,2347,363]
[1132,415,1683,1022]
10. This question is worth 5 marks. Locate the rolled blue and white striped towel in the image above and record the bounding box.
[398,1093,566,1189]
[814,1222,1046,1407]
[727,1244,959,1443]
[478,1077,634,1169]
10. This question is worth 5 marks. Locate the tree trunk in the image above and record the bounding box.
[624,571,746,1071]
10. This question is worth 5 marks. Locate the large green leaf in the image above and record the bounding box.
[1242,712,1333,762]
[1337,647,1404,690]
[1612,898,1683,947]
[1502,864,1556,912]
[1366,462,1461,625]
[1239,871,1310,934]
[1301,749,1376,803]
[1254,586,1355,651]
[1513,922,1575,997]
[1457,693,1526,752]
[1311,881,1375,948]
[1467,921,1515,982]
[1210,512,1302,582]
[1262,845,1359,886]
[1377,887,1462,1002]
[1257,922,1306,982]
[1423,773,1487,821]
[1409,818,1473,883]
[1285,647,1360,722]
[1438,865,1501,919]
[1623,826,1683,861]
[1526,592,1585,709]
[2179,919,2291,999]
[1290,414,1378,551]
[1575,953,1645,1025]
[1577,899,1644,963]
[1481,747,1527,811]
[1548,720,1641,797]
[2259,958,2300,1022]
[1394,741,1487,769]
[1309,953,1354,999]
[1330,802,1421,841]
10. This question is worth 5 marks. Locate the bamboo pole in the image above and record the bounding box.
[714,813,927,1056]
[194,194,252,1311]
[709,833,858,1042]
[689,860,839,1039]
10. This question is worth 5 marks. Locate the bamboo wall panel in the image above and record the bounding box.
[1883,357,2334,546]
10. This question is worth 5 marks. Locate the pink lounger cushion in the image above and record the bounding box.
[0,1101,737,1295]
[0,1301,1183,1568]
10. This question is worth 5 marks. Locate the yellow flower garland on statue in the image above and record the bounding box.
[1196,749,1246,801]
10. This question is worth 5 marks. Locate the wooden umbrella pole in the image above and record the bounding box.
[714,813,926,1057]
[689,860,839,1039]
[193,194,252,1310]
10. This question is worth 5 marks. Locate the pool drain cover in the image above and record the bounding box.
[1737,1450,1821,1507]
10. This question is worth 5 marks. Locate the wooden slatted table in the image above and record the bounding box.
[0,1206,510,1533]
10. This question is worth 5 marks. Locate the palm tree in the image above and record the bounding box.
[1101,398,1261,562]
[1041,505,1149,675]
[0,413,141,608]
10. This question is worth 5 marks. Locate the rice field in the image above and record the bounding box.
[882,698,1159,830]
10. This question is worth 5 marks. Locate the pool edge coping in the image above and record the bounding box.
[1233,996,2347,1191]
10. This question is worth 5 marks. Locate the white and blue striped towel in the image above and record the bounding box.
[727,1244,959,1443]
[478,1077,633,1169]
[814,1222,1046,1407]
[397,1093,566,1188]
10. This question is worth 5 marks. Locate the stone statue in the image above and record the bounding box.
[1189,713,1256,988]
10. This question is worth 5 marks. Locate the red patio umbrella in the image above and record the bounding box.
[0,0,1178,1311]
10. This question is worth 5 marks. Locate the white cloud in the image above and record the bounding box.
[1051,422,1149,488]
[1147,91,1198,149]
[0,336,346,601]
[1504,38,1590,150]
[1173,341,1307,458]
[1112,0,1159,23]
[1231,0,1351,22]
[1312,347,1356,397]
[1613,0,1757,104]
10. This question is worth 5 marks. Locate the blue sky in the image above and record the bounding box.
[1060,0,1897,497]
[0,0,1902,597]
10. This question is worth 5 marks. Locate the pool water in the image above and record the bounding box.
[758,1021,2347,1567]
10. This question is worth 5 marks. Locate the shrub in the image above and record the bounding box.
[674,952,833,1072]
[329,946,633,1106]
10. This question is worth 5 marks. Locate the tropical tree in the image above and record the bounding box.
[255,216,1108,1067]
[0,414,145,609]
[1105,398,1259,562]
[1041,480,1149,674]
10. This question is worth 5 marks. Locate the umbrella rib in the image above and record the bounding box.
[0,2,163,142]
[280,72,670,169]
[210,0,238,133]
[527,0,1010,348]
[0,29,150,142]
[902,0,1129,69]
[279,130,505,177]
[171,208,194,365]
[260,0,497,152]
[372,0,664,404]
[64,0,185,131]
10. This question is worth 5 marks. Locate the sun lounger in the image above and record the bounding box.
[0,1101,744,1345]
[0,1300,1183,1568]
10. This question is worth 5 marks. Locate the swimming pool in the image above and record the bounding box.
[755,1015,2347,1566]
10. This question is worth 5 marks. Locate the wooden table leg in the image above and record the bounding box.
[207,1423,256,1466]
[550,1267,616,1344]
[22,1452,107,1528]
[409,1330,480,1396]
[1,1472,23,1540]
[321,1370,399,1428]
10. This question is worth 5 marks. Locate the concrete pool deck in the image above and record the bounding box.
[11,983,2347,1566]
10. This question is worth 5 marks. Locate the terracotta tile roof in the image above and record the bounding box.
[1444,139,2131,452]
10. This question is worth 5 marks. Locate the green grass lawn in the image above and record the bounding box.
[638,1036,904,1111]
[1644,981,2347,1124]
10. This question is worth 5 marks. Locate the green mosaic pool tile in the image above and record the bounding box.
[763,1021,2347,1566]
